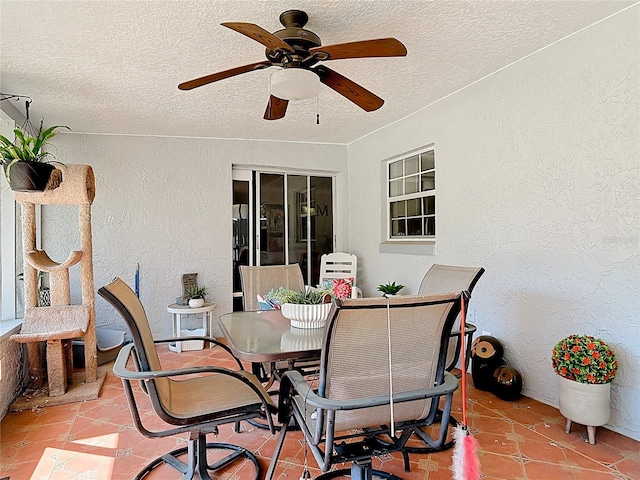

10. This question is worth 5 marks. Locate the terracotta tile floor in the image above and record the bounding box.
[1,344,639,479]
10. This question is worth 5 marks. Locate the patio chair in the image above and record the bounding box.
[418,264,485,374]
[404,263,485,454]
[239,263,311,384]
[266,293,463,480]
[98,277,276,480]
[239,264,305,311]
[318,252,362,298]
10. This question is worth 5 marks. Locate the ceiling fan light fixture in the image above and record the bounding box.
[270,68,321,101]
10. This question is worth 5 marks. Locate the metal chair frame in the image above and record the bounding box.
[99,278,276,480]
[266,293,463,480]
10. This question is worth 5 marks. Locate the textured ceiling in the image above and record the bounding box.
[0,0,634,145]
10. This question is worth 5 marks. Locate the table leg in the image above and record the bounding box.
[174,313,181,353]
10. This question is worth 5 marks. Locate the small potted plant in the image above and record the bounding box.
[551,334,618,444]
[186,286,208,308]
[17,270,50,306]
[1,119,69,191]
[377,281,404,296]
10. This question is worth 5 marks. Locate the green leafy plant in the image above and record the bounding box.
[1,119,69,182]
[186,286,208,299]
[265,287,332,306]
[377,281,404,295]
[551,334,618,384]
[17,270,47,283]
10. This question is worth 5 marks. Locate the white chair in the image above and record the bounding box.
[318,252,362,298]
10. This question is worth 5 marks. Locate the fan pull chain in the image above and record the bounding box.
[385,294,396,437]
[316,96,320,125]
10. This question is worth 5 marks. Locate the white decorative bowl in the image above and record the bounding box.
[280,302,332,329]
[189,298,205,308]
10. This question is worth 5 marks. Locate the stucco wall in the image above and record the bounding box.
[0,333,26,418]
[42,136,347,339]
[347,9,639,439]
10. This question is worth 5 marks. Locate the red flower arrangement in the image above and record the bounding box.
[551,334,618,384]
[330,278,353,300]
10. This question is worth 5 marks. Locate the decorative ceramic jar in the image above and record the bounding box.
[189,298,205,308]
[558,375,611,442]
[280,302,332,329]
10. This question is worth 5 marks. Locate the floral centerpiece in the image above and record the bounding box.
[551,334,618,384]
[262,282,350,329]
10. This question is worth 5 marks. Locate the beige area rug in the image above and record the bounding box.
[10,366,108,412]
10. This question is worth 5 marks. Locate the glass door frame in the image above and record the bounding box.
[233,166,336,288]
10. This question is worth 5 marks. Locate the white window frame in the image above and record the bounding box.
[379,145,436,255]
[386,146,436,240]
[0,110,42,335]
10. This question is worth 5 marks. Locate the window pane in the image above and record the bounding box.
[421,172,435,191]
[405,155,419,175]
[407,198,420,216]
[423,196,435,215]
[405,175,419,194]
[407,218,422,236]
[424,217,436,236]
[390,201,405,219]
[389,179,403,197]
[421,151,435,171]
[389,160,403,179]
[392,219,406,236]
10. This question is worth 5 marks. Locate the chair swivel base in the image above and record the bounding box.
[134,438,260,480]
[402,410,459,454]
[317,459,402,480]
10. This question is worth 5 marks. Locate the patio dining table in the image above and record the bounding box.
[217,309,324,368]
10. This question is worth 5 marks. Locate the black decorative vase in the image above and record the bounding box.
[471,335,504,391]
[493,365,523,401]
[4,161,55,191]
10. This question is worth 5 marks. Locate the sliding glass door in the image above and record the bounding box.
[232,169,334,310]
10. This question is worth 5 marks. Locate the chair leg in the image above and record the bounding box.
[134,435,260,480]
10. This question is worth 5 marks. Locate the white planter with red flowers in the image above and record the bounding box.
[551,334,618,445]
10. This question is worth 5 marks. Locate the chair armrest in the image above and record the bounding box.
[114,343,247,382]
[449,323,477,337]
[152,336,244,369]
[351,286,363,298]
[280,369,458,412]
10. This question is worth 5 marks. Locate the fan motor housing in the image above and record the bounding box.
[267,10,321,63]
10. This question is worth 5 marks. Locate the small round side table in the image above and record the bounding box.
[166,301,217,353]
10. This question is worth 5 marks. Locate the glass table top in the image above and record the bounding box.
[218,310,324,363]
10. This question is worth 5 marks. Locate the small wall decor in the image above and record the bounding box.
[177,273,197,305]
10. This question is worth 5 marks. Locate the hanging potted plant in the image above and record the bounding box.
[551,334,618,444]
[0,118,69,191]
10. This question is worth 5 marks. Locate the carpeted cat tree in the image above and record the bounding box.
[11,165,105,408]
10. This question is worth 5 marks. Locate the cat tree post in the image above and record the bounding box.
[11,165,98,397]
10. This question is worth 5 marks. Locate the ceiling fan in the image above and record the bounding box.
[178,9,407,120]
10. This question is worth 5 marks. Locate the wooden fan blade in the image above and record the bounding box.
[264,96,289,120]
[178,61,271,90]
[309,38,407,61]
[222,22,295,53]
[315,66,384,112]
